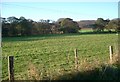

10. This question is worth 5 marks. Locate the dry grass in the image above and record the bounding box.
[27,63,40,80]
[111,54,120,64]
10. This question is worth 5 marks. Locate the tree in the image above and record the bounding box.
[106,18,120,32]
[58,18,80,33]
[92,18,110,32]
[6,16,20,36]
[7,16,19,23]
[18,16,33,36]
[2,17,10,36]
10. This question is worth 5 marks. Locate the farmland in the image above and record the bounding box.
[2,33,119,80]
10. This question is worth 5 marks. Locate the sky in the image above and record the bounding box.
[0,2,118,21]
[1,0,119,2]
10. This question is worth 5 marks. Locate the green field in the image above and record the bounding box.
[2,33,119,80]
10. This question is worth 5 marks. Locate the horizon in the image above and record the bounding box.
[1,2,118,21]
[1,16,117,22]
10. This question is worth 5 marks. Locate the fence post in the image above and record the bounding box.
[74,49,78,70]
[109,46,113,64]
[8,56,14,82]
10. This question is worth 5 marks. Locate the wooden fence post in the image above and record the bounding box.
[109,46,113,64]
[74,49,78,70]
[8,56,14,82]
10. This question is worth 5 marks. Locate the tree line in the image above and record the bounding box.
[91,18,120,32]
[1,16,120,37]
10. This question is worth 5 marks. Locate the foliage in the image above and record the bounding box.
[92,18,110,32]
[2,16,119,37]
[2,16,61,37]
[91,18,120,33]
[106,18,120,32]
[58,18,80,33]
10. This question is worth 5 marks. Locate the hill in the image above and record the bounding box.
[77,20,96,28]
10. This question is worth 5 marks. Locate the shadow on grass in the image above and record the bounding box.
[2,64,120,82]
[2,31,117,42]
[55,65,120,81]
[80,31,117,35]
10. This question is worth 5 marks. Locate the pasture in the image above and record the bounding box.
[2,33,119,80]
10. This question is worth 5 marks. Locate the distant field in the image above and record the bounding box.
[2,33,118,80]
[80,28,116,33]
[80,28,93,33]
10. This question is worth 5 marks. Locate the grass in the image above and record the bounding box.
[2,33,119,80]
[80,28,93,33]
[79,28,117,34]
